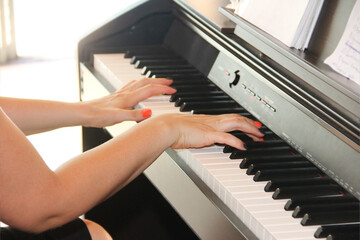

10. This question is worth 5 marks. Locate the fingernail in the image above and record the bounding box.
[254,121,262,127]
[142,109,152,118]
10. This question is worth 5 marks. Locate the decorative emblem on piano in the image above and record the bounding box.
[229,70,240,88]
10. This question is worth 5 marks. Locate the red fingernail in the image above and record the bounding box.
[254,121,262,127]
[142,109,152,118]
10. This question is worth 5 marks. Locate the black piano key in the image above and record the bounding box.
[261,133,280,141]
[170,80,210,87]
[327,233,360,240]
[301,210,360,226]
[173,84,217,93]
[284,195,357,210]
[224,134,278,153]
[134,59,187,68]
[223,145,237,153]
[246,161,312,175]
[325,232,359,240]
[230,127,267,136]
[125,46,172,58]
[228,131,261,143]
[224,138,285,153]
[146,68,199,78]
[192,108,252,115]
[175,95,231,107]
[231,146,293,159]
[231,127,268,137]
[131,54,181,64]
[239,154,304,167]
[153,73,204,80]
[180,100,238,112]
[141,65,194,75]
[293,202,359,218]
[227,131,278,146]
[171,82,214,89]
[315,223,360,239]
[273,184,341,199]
[253,167,319,181]
[265,176,332,192]
[246,139,287,148]
[169,91,225,102]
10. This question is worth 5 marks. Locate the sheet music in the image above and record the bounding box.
[324,0,360,86]
[227,0,323,50]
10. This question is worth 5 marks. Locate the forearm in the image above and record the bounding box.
[54,117,172,218]
[0,97,87,135]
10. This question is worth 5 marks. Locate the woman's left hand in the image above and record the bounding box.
[81,78,176,127]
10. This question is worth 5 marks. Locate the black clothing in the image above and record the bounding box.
[0,218,91,240]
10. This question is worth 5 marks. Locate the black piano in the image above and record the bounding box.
[77,0,360,239]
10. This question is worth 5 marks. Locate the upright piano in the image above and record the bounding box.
[77,0,360,239]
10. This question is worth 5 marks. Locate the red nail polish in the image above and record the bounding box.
[142,109,152,118]
[254,121,262,127]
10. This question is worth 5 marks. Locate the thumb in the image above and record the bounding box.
[116,109,152,122]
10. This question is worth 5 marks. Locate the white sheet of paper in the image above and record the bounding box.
[234,0,309,47]
[324,0,360,85]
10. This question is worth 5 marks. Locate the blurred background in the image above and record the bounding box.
[0,0,138,170]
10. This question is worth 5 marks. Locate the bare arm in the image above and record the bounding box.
[0,109,263,233]
[0,78,176,135]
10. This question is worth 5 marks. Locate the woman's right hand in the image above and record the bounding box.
[152,113,264,151]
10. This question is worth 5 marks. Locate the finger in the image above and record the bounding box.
[130,84,177,104]
[246,120,265,141]
[208,131,247,150]
[212,114,264,138]
[123,78,173,91]
[121,80,137,91]
[144,78,173,86]
[114,109,152,123]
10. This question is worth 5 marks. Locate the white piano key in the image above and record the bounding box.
[188,145,224,154]
[140,102,175,108]
[199,158,240,165]
[221,179,258,188]
[142,95,171,102]
[272,230,320,240]
[245,202,287,212]
[227,184,267,193]
[202,163,239,170]
[210,168,250,177]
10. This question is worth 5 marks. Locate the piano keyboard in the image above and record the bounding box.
[90,46,360,240]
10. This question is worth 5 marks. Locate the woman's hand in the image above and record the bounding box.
[153,113,264,150]
[81,78,176,127]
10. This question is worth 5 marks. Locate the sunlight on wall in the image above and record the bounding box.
[2,0,140,170]
[14,0,140,58]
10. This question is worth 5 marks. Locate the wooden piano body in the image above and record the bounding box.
[77,0,360,239]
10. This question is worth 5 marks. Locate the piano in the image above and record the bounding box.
[77,0,360,239]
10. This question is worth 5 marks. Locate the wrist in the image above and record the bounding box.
[73,101,95,127]
[142,114,180,149]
